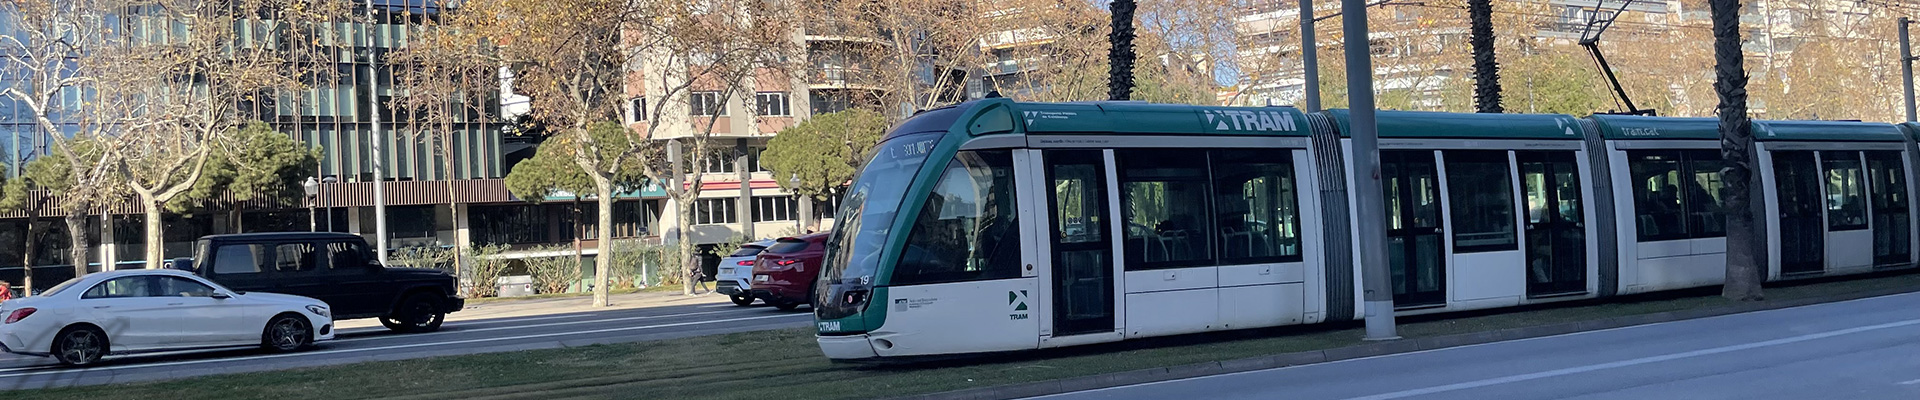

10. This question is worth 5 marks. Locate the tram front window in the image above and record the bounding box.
[819,132,944,289]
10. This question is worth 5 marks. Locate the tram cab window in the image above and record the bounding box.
[1212,150,1302,263]
[1119,149,1214,269]
[1628,150,1725,241]
[891,150,1022,286]
[1821,151,1868,231]
[1444,150,1518,252]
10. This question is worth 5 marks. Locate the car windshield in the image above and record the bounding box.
[765,239,812,254]
[820,132,944,285]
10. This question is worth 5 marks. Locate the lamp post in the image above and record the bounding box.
[303,176,319,232]
[789,173,801,234]
[321,176,339,232]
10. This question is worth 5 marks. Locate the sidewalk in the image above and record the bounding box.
[334,289,735,330]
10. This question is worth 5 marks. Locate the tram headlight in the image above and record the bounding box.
[842,289,869,305]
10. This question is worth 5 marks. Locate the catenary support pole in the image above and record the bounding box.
[1901,17,1915,122]
[1300,0,1320,112]
[366,0,391,265]
[1342,0,1398,341]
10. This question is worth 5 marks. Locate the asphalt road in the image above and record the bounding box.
[1030,291,1920,400]
[0,301,814,390]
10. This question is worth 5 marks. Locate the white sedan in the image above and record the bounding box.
[0,269,335,365]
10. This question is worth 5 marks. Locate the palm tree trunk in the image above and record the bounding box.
[1107,0,1138,101]
[1712,0,1762,301]
[1468,0,1502,113]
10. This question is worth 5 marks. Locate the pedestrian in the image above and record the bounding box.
[0,281,14,302]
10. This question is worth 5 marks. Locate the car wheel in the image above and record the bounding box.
[52,326,106,366]
[262,313,313,352]
[773,300,802,311]
[730,294,755,306]
[385,293,447,333]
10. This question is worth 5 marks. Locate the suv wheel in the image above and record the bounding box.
[262,313,313,352]
[384,293,447,333]
[730,294,754,306]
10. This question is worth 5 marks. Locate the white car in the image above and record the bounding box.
[0,269,335,365]
[716,239,776,306]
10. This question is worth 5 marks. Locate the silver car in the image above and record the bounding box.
[716,239,776,306]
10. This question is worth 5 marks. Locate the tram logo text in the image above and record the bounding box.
[1205,110,1299,132]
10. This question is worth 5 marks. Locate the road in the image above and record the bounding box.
[1031,291,1920,400]
[0,301,813,390]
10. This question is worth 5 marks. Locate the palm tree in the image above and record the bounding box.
[1712,0,1762,301]
[1468,0,1502,113]
[1108,0,1137,101]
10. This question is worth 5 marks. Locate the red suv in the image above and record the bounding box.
[750,233,829,311]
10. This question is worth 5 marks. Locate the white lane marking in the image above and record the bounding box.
[1336,318,1920,400]
[331,309,759,343]
[335,314,598,334]
[0,313,811,380]
[1022,291,1920,400]
[1899,378,1920,385]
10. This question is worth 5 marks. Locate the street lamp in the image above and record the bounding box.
[321,176,339,232]
[302,176,319,232]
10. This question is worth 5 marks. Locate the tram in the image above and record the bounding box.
[811,98,1919,360]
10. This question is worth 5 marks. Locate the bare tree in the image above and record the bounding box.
[0,0,124,276]
[625,0,803,296]
[392,9,499,287]
[93,0,346,269]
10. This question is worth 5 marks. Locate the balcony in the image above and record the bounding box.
[807,67,885,91]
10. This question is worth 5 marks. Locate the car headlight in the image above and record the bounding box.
[306,305,330,318]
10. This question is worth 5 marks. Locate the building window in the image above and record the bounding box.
[690,91,727,116]
[746,146,766,172]
[753,196,798,222]
[1445,150,1518,253]
[755,92,790,117]
[701,152,736,174]
[694,198,738,224]
[627,97,647,123]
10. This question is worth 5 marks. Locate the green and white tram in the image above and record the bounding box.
[813,98,1919,361]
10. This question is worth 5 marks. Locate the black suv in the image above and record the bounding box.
[178,232,465,333]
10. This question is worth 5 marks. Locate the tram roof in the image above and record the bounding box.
[1899,122,1920,141]
[1323,109,1584,140]
[891,100,1315,139]
[1588,115,1906,142]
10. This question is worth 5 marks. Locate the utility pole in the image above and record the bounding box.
[366,0,391,265]
[1300,0,1320,112]
[1343,0,1397,340]
[1901,17,1916,122]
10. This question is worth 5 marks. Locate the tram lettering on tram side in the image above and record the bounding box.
[813,98,1920,360]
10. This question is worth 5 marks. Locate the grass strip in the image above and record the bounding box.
[12,271,1918,400]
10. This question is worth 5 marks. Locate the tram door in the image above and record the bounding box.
[1518,151,1587,296]
[1867,151,1912,267]
[1045,150,1115,336]
[1382,150,1446,307]
[1773,151,1826,275]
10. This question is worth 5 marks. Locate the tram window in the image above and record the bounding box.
[1629,151,1688,241]
[1628,150,1726,241]
[1119,149,1213,270]
[891,150,1022,286]
[1685,150,1726,237]
[1822,151,1868,230]
[1444,150,1518,252]
[1212,150,1302,263]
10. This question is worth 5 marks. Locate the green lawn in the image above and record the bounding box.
[14,272,1919,400]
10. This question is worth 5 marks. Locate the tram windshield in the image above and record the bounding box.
[820,132,945,286]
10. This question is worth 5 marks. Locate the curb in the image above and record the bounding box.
[888,284,1920,400]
